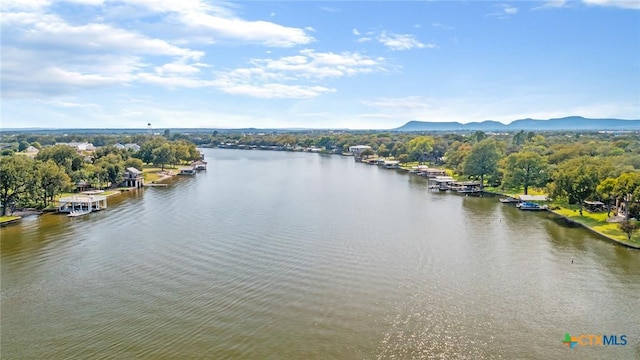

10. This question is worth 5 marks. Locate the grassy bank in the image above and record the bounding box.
[143,166,177,183]
[482,187,639,249]
[0,215,21,224]
[550,207,640,248]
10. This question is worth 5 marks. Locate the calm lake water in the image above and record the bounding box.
[2,149,639,359]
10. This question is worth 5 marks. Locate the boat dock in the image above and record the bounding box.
[58,195,107,215]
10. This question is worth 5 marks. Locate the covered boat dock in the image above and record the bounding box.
[58,195,107,214]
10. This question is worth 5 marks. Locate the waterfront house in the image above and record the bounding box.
[191,160,207,170]
[123,167,144,188]
[76,180,91,192]
[349,145,372,158]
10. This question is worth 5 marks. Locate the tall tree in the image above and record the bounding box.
[612,172,640,220]
[445,141,472,174]
[619,220,638,241]
[551,156,600,215]
[463,138,503,189]
[500,151,549,195]
[596,178,617,216]
[35,144,84,174]
[94,154,125,187]
[35,160,72,207]
[0,156,36,216]
[152,143,174,171]
[406,136,434,164]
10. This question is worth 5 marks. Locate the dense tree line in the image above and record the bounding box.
[201,129,640,219]
[0,136,200,216]
[2,129,639,221]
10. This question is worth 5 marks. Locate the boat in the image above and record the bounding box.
[516,202,548,211]
[68,210,92,217]
[499,197,520,203]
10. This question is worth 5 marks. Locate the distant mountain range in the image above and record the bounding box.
[393,116,640,131]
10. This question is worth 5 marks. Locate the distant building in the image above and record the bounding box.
[349,145,372,157]
[122,167,144,188]
[124,143,141,152]
[56,142,95,152]
[23,146,40,156]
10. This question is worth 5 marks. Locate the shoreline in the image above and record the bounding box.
[481,189,639,249]
[546,209,640,249]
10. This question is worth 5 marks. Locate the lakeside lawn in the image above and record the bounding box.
[552,207,639,245]
[142,165,178,182]
[482,186,547,197]
[0,215,21,224]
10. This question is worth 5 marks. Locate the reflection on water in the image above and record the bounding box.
[2,149,639,359]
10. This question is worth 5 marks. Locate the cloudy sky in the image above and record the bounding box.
[1,0,639,129]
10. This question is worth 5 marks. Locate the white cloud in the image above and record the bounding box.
[319,6,340,12]
[378,32,433,51]
[114,0,314,47]
[210,50,386,98]
[180,12,313,47]
[353,28,360,36]
[212,81,335,99]
[432,22,454,30]
[533,0,568,10]
[487,4,520,18]
[23,20,203,59]
[582,0,640,9]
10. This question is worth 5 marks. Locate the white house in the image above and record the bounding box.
[349,145,372,157]
[124,143,141,152]
[56,142,95,152]
[23,146,40,156]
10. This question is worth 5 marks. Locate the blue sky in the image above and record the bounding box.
[1,0,639,129]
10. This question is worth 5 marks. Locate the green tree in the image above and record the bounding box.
[406,136,434,164]
[0,155,36,216]
[36,144,84,174]
[463,138,503,189]
[500,151,549,195]
[445,141,472,174]
[152,143,174,171]
[512,130,526,147]
[94,154,125,187]
[377,143,390,157]
[612,172,640,220]
[596,178,617,216]
[124,158,144,171]
[619,220,638,241]
[472,131,486,143]
[35,160,72,208]
[136,137,167,164]
[391,142,406,158]
[18,141,30,152]
[552,156,600,215]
